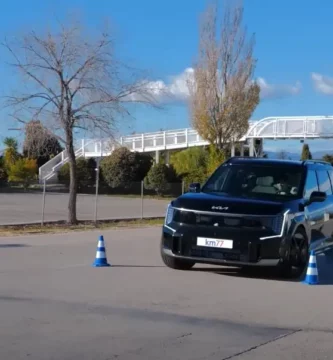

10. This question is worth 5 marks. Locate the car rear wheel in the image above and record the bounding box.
[277,228,309,279]
[161,252,195,270]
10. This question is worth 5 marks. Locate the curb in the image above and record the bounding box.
[0,216,165,228]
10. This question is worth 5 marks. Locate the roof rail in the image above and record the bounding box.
[223,156,255,164]
[228,156,257,161]
[302,159,332,166]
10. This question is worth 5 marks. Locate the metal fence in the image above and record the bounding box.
[0,179,186,226]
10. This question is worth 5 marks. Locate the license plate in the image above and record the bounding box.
[197,237,233,249]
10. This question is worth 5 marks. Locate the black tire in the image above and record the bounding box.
[276,260,293,278]
[161,252,195,270]
[276,228,309,279]
[240,265,255,273]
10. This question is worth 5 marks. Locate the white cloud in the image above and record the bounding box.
[311,72,333,95]
[135,67,193,103]
[256,77,301,99]
[130,68,301,103]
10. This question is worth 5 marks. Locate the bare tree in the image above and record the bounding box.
[23,120,63,159]
[322,154,333,164]
[187,0,260,152]
[277,150,289,160]
[2,21,160,224]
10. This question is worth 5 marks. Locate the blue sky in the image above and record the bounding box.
[1,0,333,155]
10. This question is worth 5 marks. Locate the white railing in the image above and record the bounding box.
[39,139,95,181]
[39,116,333,181]
[115,128,207,153]
[246,116,333,139]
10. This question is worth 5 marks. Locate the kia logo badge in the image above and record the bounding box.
[211,206,229,211]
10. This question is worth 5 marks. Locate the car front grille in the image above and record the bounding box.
[173,209,284,235]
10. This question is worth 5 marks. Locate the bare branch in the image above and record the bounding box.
[2,17,161,224]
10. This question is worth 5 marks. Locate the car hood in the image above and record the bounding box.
[171,192,286,216]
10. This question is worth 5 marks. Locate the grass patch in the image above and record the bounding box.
[0,217,164,237]
[0,187,177,200]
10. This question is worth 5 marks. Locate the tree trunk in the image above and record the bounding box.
[65,128,77,224]
[216,133,222,150]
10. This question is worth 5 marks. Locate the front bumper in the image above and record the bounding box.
[161,224,288,267]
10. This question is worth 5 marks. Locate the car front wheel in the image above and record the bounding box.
[277,228,309,279]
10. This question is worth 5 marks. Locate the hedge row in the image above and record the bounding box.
[57,145,228,196]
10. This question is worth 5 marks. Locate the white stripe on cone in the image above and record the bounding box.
[306,254,318,276]
[96,251,106,259]
[306,266,318,276]
[97,241,105,248]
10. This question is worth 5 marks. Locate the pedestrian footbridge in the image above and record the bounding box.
[39,115,333,182]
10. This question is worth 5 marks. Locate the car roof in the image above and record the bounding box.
[226,157,332,169]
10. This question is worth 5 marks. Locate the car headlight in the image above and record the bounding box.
[274,210,290,235]
[268,210,290,235]
[272,214,284,234]
[165,204,175,225]
[259,210,290,240]
[260,210,289,235]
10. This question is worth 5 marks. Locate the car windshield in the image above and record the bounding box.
[202,163,304,201]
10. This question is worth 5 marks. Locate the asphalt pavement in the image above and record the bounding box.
[0,193,169,225]
[1,227,333,359]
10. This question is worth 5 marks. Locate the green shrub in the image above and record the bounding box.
[58,157,96,190]
[7,158,37,189]
[0,157,8,184]
[134,152,153,181]
[144,163,174,196]
[206,145,226,176]
[169,145,225,189]
[170,146,208,177]
[182,167,208,191]
[100,147,153,188]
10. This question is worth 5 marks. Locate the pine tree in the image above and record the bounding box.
[3,137,19,169]
[301,144,312,160]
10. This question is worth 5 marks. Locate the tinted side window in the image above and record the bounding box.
[328,169,333,190]
[304,170,319,199]
[317,170,332,195]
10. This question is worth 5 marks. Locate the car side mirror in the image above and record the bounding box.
[189,182,201,193]
[308,191,327,205]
